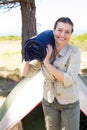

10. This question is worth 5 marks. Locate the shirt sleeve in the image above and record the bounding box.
[64,47,81,87]
[29,60,41,74]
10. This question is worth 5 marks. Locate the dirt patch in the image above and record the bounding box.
[0,77,18,96]
[0,67,22,107]
[0,41,22,70]
[0,77,18,107]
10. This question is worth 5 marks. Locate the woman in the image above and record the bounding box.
[21,17,81,130]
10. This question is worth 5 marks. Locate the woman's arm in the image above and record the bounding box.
[43,44,64,83]
[44,62,64,83]
[21,60,41,77]
[43,45,81,86]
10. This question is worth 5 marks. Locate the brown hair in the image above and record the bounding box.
[54,17,74,33]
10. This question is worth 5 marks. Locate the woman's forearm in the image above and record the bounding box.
[44,63,64,83]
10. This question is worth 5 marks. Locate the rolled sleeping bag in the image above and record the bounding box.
[24,30,55,62]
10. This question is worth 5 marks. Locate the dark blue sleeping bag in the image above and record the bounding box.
[24,30,55,62]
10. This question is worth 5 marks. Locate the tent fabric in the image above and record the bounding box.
[24,30,55,62]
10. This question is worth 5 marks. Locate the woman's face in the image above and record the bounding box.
[54,22,72,46]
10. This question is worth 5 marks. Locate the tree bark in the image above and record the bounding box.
[20,0,37,59]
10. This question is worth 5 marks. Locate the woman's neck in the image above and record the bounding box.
[55,44,63,53]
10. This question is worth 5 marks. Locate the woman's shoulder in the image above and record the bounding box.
[68,43,80,53]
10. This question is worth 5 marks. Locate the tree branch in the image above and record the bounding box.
[0,0,19,5]
[0,0,30,5]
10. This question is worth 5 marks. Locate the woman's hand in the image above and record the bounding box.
[43,44,64,83]
[43,44,53,65]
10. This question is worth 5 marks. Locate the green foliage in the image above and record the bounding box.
[70,33,87,51]
[71,33,87,42]
[1,51,21,55]
[81,68,87,73]
[0,36,21,41]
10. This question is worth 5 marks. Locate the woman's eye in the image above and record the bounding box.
[65,31,71,34]
[58,29,62,32]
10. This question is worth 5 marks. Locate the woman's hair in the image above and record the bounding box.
[54,17,74,33]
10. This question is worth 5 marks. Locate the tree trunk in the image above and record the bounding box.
[20,0,37,59]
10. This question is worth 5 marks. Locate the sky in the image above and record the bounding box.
[0,0,87,36]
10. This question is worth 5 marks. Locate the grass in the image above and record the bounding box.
[70,33,87,51]
[70,41,87,51]
[71,33,87,42]
[0,36,21,41]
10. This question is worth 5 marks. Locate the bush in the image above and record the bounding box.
[70,33,87,51]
